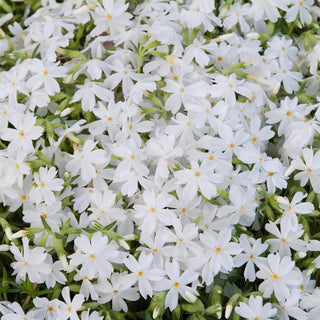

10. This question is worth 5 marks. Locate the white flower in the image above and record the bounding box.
[94,272,139,312]
[174,161,222,201]
[30,167,64,205]
[1,112,43,153]
[199,229,242,285]
[256,253,302,301]
[69,232,120,279]
[276,289,307,320]
[90,0,132,37]
[248,0,288,22]
[300,288,320,320]
[27,59,67,96]
[66,139,108,183]
[154,260,199,311]
[33,297,63,320]
[233,235,268,282]
[265,221,307,257]
[290,148,320,192]
[278,192,314,232]
[286,0,314,25]
[235,295,277,320]
[134,189,177,236]
[124,252,165,299]
[1,302,38,320]
[211,73,252,107]
[70,79,113,112]
[10,237,51,283]
[58,286,85,320]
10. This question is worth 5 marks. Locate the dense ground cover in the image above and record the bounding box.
[1,0,320,319]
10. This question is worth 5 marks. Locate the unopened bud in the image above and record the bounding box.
[11,230,27,239]
[60,107,73,117]
[273,195,289,206]
[119,238,130,250]
[246,32,260,40]
[214,33,233,43]
[271,82,281,97]
[0,244,10,251]
[5,227,12,240]
[298,251,307,258]
[284,163,296,177]
[185,290,197,303]
[225,303,233,319]
[153,307,160,319]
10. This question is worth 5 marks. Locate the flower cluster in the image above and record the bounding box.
[1,0,320,319]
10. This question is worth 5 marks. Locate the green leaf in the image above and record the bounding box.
[182,299,204,313]
[146,50,167,58]
[265,204,275,221]
[40,216,52,232]
[217,189,229,200]
[205,304,222,314]
[143,40,161,51]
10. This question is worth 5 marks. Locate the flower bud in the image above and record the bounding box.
[185,290,197,303]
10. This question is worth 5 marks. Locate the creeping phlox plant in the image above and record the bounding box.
[1,0,320,319]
